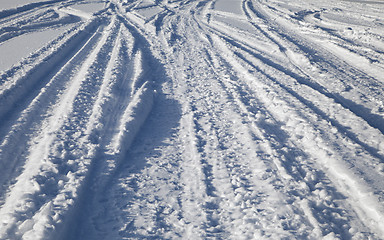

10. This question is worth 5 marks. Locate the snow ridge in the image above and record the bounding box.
[0,0,384,239]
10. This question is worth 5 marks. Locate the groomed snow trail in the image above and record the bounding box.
[0,0,384,239]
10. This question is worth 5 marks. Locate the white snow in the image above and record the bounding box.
[70,2,107,14]
[0,0,384,239]
[0,26,72,71]
[0,0,53,11]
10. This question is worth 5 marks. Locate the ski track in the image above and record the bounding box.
[0,0,384,239]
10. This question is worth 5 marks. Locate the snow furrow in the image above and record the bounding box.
[58,13,159,239]
[0,9,80,44]
[201,34,364,238]
[247,0,384,134]
[0,0,383,239]
[217,33,384,159]
[210,31,384,238]
[0,18,103,202]
[0,17,101,130]
[207,0,384,142]
[0,14,120,239]
[155,12,307,238]
[202,4,384,157]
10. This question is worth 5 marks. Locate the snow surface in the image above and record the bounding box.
[0,26,72,71]
[0,0,53,11]
[0,0,384,239]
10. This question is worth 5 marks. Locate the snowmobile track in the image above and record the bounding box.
[0,0,384,239]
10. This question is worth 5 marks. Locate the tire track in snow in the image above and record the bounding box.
[202,3,384,185]
[213,0,384,129]
[0,8,80,44]
[0,17,104,203]
[205,46,368,238]
[112,8,228,238]
[201,9,384,169]
[179,32,291,239]
[82,87,183,239]
[208,29,384,238]
[0,16,101,133]
[157,14,214,239]
[117,0,384,237]
[0,15,121,239]
[220,0,384,181]
[186,83,300,239]
[59,8,167,238]
[52,17,157,238]
[217,33,384,159]
[246,0,384,136]
[198,33,356,238]
[179,106,215,239]
[155,10,309,238]
[58,22,150,239]
[206,4,382,236]
[0,0,383,239]
[207,0,384,145]
[0,0,66,20]
[271,1,384,81]
[77,0,384,238]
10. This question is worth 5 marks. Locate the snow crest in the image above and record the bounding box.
[0,0,384,239]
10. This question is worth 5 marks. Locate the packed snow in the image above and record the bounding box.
[0,0,384,239]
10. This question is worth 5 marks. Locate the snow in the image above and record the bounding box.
[135,6,163,20]
[0,0,53,11]
[70,2,107,14]
[0,0,384,239]
[0,26,72,71]
[213,0,243,15]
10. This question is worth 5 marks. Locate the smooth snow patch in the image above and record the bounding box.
[213,0,243,15]
[70,2,106,14]
[0,0,52,11]
[137,0,156,8]
[0,25,72,72]
[135,6,162,20]
[213,15,254,33]
[342,0,384,4]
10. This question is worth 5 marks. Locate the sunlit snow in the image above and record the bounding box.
[0,0,384,239]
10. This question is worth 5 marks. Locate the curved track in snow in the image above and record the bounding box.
[0,0,384,239]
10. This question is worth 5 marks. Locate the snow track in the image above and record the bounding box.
[0,0,383,239]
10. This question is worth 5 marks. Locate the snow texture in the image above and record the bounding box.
[0,0,384,239]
